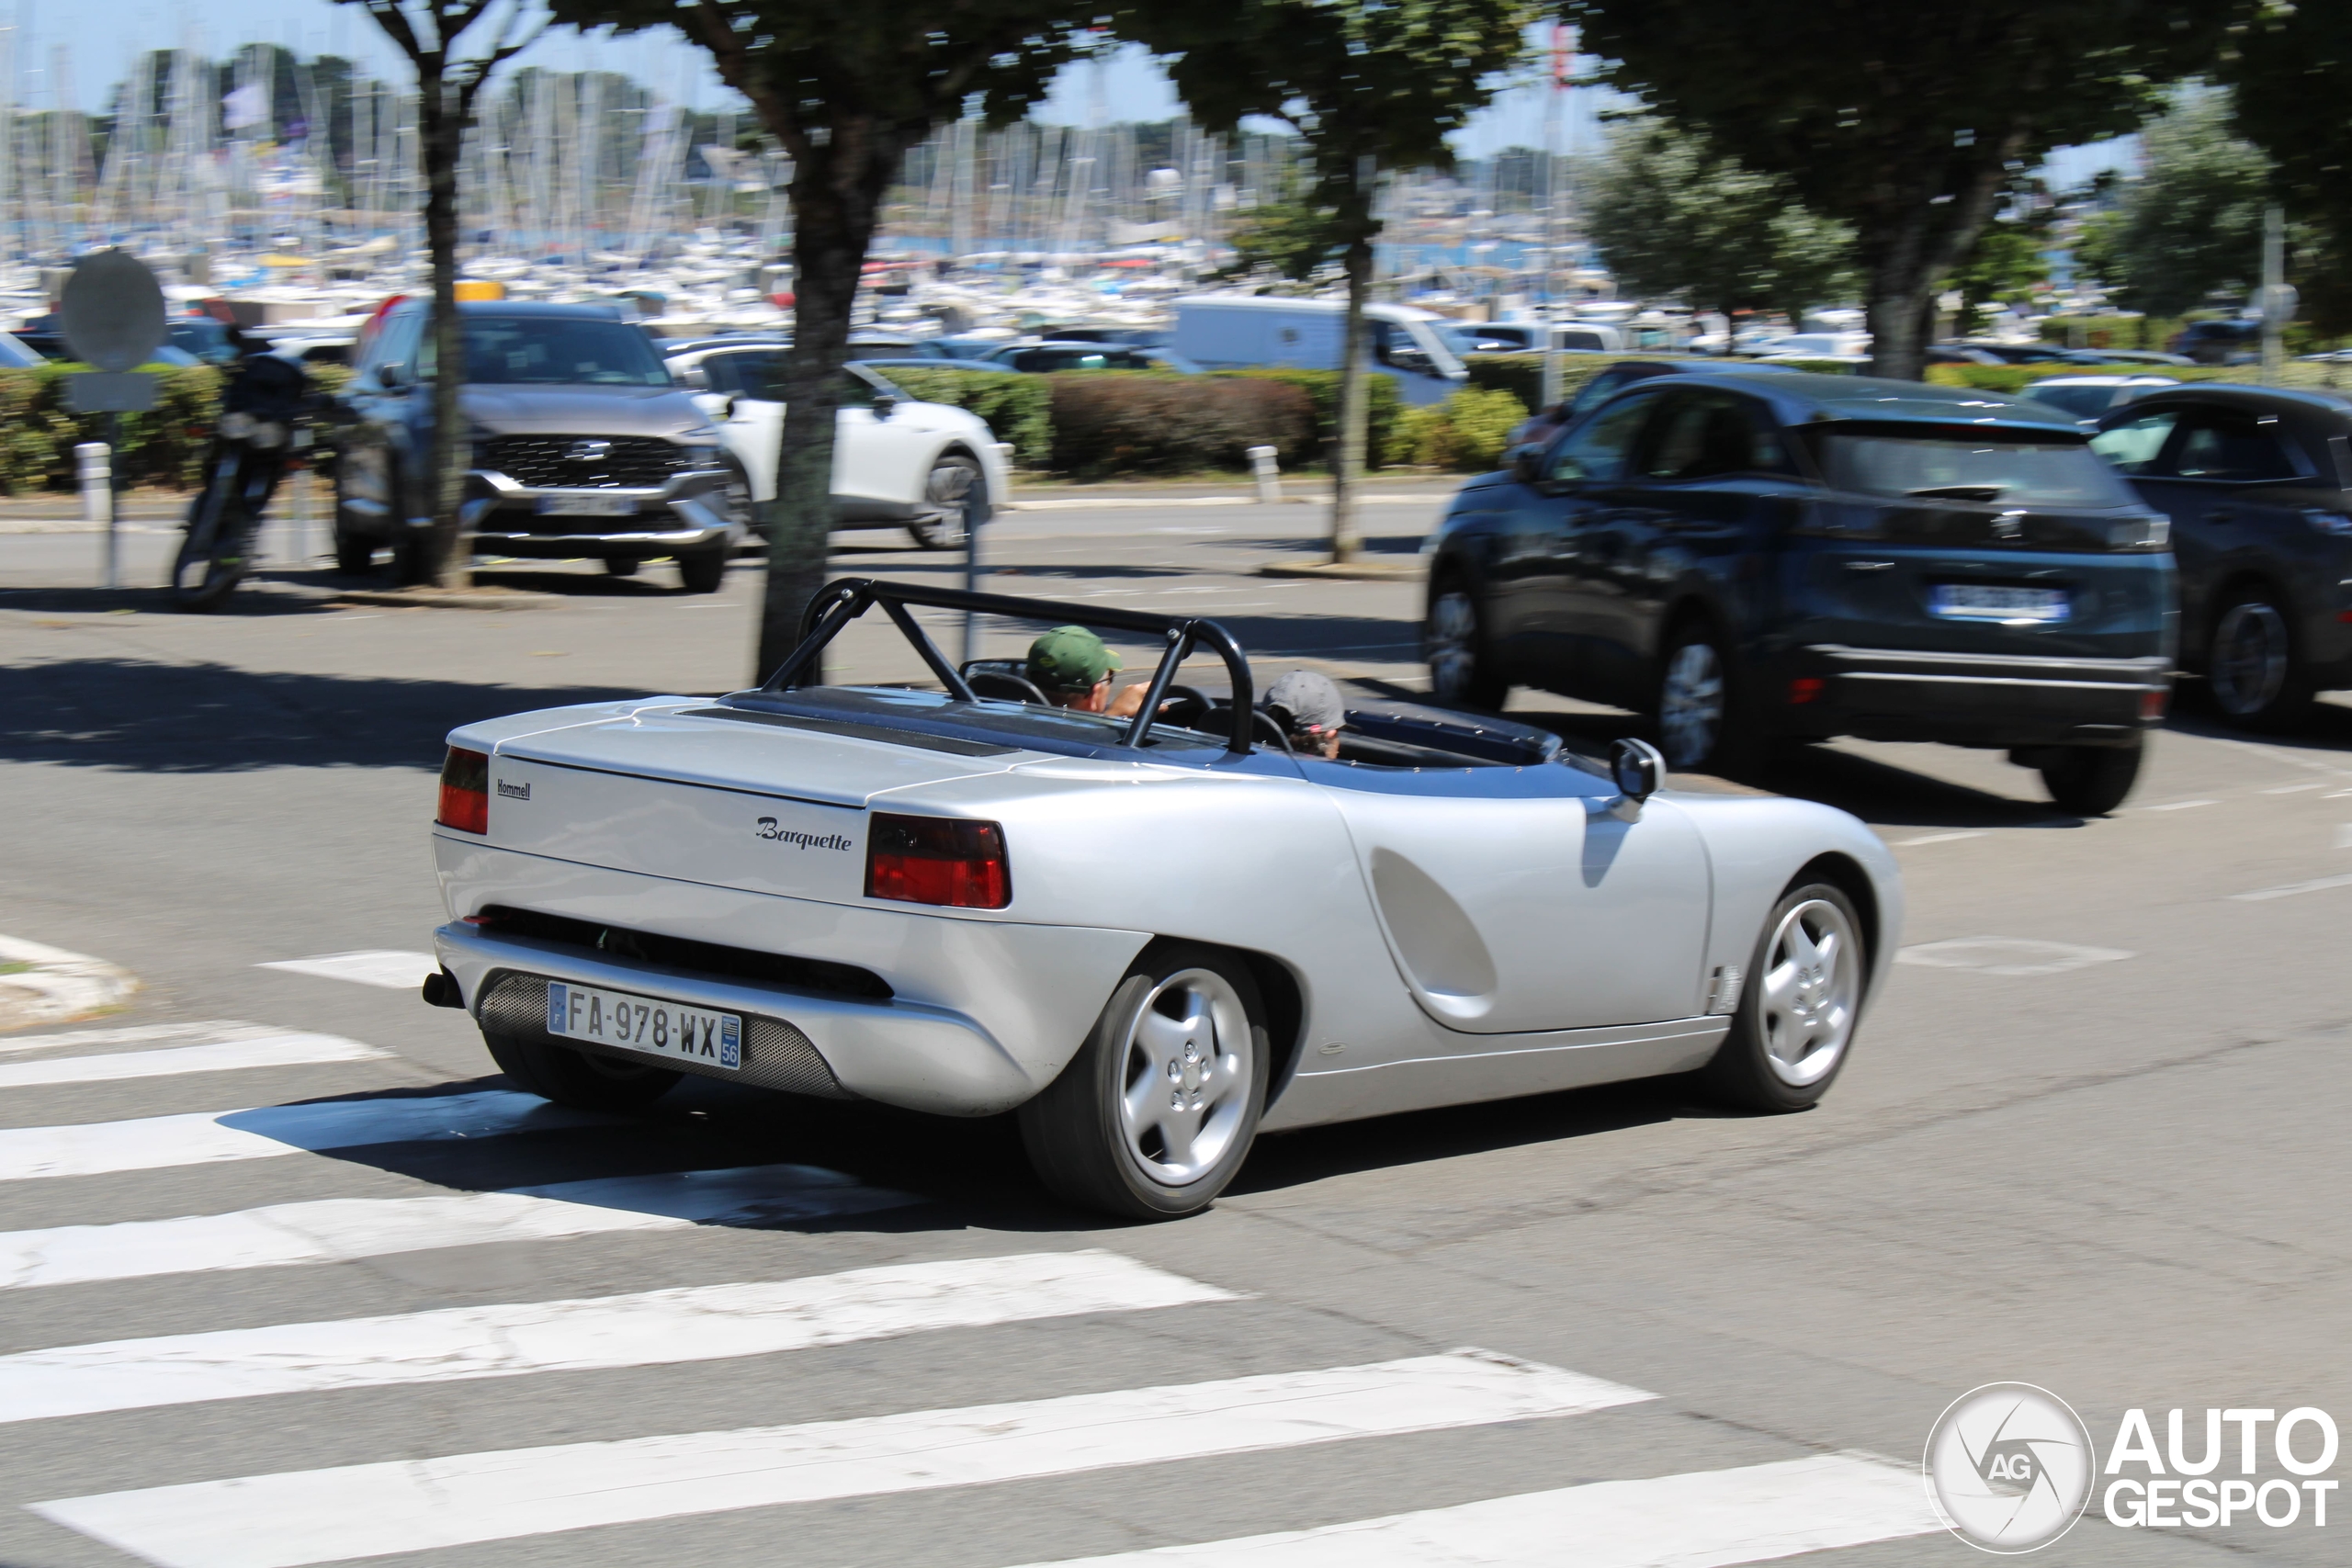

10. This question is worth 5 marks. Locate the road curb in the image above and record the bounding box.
[1259,559,1425,581]
[0,935,138,1032]
[331,589,551,612]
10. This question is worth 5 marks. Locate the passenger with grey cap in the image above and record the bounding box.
[1261,670,1347,758]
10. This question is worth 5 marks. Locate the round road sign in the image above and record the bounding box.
[60,251,168,373]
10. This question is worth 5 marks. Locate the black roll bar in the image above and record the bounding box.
[769,578,1257,754]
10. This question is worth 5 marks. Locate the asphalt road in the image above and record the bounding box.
[1,494,2346,1567]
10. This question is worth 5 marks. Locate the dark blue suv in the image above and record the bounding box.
[1424,372,2177,814]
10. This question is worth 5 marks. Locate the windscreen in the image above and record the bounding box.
[461,317,672,386]
[1817,426,2135,507]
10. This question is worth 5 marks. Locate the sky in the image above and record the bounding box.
[51,1,2125,177]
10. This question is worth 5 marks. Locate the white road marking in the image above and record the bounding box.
[2143,798,2218,811]
[0,1033,387,1090]
[2336,824,2352,849]
[0,1164,914,1290]
[1896,938,2134,976]
[0,1250,1234,1424]
[1004,1452,1942,1567]
[256,952,439,989]
[1895,830,1986,847]
[29,1351,1652,1568]
[2262,781,2328,794]
[0,1020,282,1056]
[2231,872,2352,902]
[0,1089,622,1183]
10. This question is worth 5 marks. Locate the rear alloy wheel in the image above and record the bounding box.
[907,453,979,550]
[2208,588,2310,728]
[1699,882,1865,1112]
[2039,738,2144,817]
[1656,623,1754,774]
[1427,583,1508,709]
[482,1030,680,1112]
[1019,943,1270,1220]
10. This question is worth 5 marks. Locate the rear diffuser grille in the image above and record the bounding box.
[478,971,854,1100]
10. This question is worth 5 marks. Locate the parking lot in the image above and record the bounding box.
[2,491,2347,1566]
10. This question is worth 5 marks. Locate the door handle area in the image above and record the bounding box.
[2203,510,2233,525]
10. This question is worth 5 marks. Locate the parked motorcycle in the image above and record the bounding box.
[169,339,318,611]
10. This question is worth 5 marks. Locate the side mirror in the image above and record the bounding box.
[1611,737,1665,806]
[1509,443,1544,484]
[872,393,899,420]
[718,393,740,423]
[377,362,405,389]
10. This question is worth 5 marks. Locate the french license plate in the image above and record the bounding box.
[546,982,741,1070]
[537,493,637,517]
[1930,583,2070,622]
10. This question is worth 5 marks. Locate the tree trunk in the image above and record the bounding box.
[1863,148,2019,382]
[752,120,902,682]
[417,73,468,588]
[1329,231,1371,564]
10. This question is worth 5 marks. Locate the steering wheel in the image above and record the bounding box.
[1154,684,1214,730]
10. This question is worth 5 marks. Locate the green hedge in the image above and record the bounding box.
[868,367,1052,468]
[1464,352,1860,412]
[1922,361,2352,394]
[1045,372,1317,478]
[0,363,224,492]
[1214,369,1404,469]
[1396,387,1531,471]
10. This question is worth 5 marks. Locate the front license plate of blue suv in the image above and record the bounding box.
[547,981,741,1069]
[1930,584,2070,623]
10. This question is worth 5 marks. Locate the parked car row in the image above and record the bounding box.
[1428,368,2352,816]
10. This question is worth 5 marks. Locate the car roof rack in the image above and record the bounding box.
[764,578,1257,755]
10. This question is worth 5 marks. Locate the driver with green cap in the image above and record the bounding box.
[1026,625,1150,716]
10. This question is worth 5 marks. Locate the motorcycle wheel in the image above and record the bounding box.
[169,485,251,612]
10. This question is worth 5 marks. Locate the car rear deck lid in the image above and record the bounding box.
[493,704,1022,807]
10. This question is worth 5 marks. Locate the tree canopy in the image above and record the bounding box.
[1567,0,2240,377]
[2071,92,2267,321]
[1584,116,1855,324]
[2219,1,2352,335]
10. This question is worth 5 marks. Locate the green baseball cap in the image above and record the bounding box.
[1026,625,1122,693]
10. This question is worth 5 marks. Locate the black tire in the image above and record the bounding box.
[169,486,250,612]
[676,545,728,594]
[482,1030,680,1111]
[604,556,640,578]
[907,452,980,549]
[333,530,376,575]
[1426,579,1509,710]
[2039,738,2144,816]
[2206,584,2312,729]
[1654,617,1757,775]
[1018,942,1272,1220]
[1698,881,1867,1112]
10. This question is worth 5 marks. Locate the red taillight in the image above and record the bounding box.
[436,746,489,834]
[2140,688,2168,722]
[865,813,1010,908]
[1788,677,1825,705]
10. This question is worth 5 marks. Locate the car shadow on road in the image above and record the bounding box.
[0,657,659,772]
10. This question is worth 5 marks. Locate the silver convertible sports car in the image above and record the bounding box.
[425,581,1903,1218]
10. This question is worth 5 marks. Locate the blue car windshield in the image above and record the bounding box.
[460,318,672,386]
[1819,427,2135,507]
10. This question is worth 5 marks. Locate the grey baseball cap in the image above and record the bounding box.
[1261,671,1345,737]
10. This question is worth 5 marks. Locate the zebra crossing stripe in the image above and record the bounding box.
[0,1250,1238,1424]
[0,1089,623,1182]
[1001,1452,1944,1566]
[0,1033,388,1089]
[28,1350,1654,1568]
[0,1163,917,1290]
[0,1021,282,1056]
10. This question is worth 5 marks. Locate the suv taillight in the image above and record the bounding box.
[865,813,1010,908]
[437,747,489,834]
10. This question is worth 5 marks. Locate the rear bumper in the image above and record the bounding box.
[1781,644,2171,747]
[435,921,1042,1115]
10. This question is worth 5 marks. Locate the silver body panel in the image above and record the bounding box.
[433,698,1903,1131]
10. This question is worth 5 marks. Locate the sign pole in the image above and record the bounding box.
[76,440,113,589]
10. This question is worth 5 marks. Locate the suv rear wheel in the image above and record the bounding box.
[2037,738,2144,816]
[2208,585,2310,728]
[1427,582,1507,709]
[1656,620,1755,774]
[676,545,728,594]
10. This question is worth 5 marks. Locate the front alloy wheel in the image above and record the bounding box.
[908,453,978,549]
[1699,881,1866,1111]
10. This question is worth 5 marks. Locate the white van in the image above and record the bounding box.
[1171,295,1472,404]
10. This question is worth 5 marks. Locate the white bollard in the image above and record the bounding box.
[76,442,114,590]
[1247,444,1282,503]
